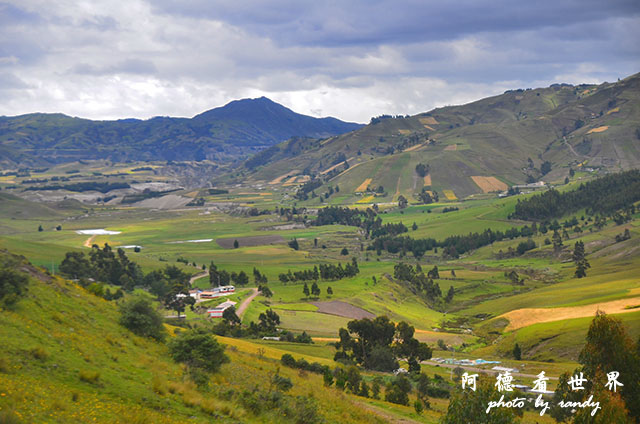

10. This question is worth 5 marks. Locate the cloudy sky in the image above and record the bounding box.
[1,1,638,123]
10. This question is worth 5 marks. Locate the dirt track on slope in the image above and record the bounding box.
[83,235,96,248]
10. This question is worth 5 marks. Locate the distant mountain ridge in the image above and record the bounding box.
[0,97,363,166]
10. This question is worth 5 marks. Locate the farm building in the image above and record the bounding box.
[207,300,237,318]
[199,285,235,300]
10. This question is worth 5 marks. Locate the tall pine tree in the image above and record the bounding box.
[572,240,590,278]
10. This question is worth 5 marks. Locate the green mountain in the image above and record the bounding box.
[234,73,640,202]
[0,97,362,166]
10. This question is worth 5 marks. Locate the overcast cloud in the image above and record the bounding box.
[0,0,638,122]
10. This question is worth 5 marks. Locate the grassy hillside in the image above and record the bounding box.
[0,251,431,423]
[234,72,640,203]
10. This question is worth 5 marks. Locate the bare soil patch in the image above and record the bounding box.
[133,194,191,209]
[269,171,299,185]
[443,189,457,200]
[501,296,640,331]
[471,176,508,193]
[419,117,439,125]
[311,300,375,319]
[320,157,355,175]
[423,174,432,186]
[444,144,457,151]
[587,126,609,134]
[355,178,372,192]
[216,234,285,249]
[403,143,424,152]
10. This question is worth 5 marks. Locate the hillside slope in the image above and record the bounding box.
[0,250,411,423]
[0,97,362,166]
[236,73,640,202]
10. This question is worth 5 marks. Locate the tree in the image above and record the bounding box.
[163,283,195,317]
[412,222,418,231]
[0,263,29,308]
[394,321,432,373]
[288,238,300,250]
[345,366,362,393]
[340,247,349,255]
[222,306,241,325]
[552,229,563,253]
[445,286,455,303]
[398,195,408,209]
[38,225,43,232]
[415,163,429,177]
[541,160,552,175]
[258,309,280,333]
[572,240,590,278]
[385,374,411,405]
[303,282,310,297]
[259,285,273,298]
[233,239,239,249]
[59,251,92,279]
[168,328,229,379]
[310,281,320,297]
[513,343,521,360]
[326,286,333,296]
[118,297,166,341]
[335,316,430,372]
[578,311,640,420]
[416,372,431,410]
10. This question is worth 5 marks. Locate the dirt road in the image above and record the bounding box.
[236,288,259,317]
[189,271,208,286]
[83,235,96,248]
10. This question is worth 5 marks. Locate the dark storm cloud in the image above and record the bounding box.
[152,0,640,46]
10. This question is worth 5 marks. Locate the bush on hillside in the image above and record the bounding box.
[0,262,29,308]
[118,297,167,342]
[168,329,229,379]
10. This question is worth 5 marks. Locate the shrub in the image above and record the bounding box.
[281,354,296,367]
[30,346,49,361]
[118,297,167,342]
[0,264,29,308]
[78,369,100,384]
[168,329,229,375]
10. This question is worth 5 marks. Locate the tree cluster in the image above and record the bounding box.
[415,163,430,177]
[208,261,250,287]
[393,263,449,304]
[334,316,432,372]
[60,244,143,290]
[511,170,640,220]
[279,258,359,283]
[369,224,540,258]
